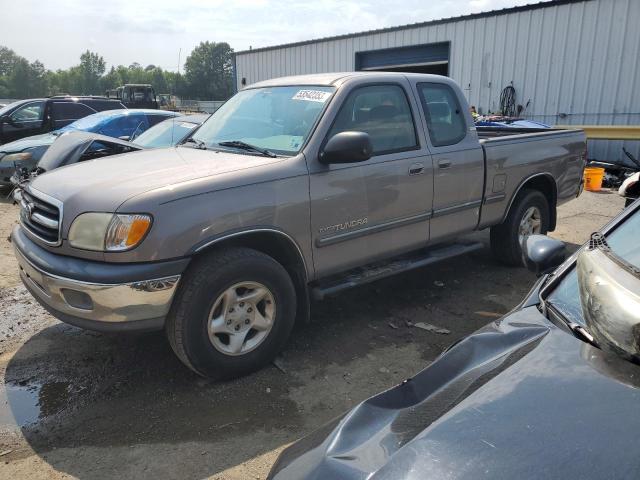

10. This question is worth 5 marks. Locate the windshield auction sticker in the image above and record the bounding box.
[292,90,332,102]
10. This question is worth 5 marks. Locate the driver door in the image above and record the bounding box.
[3,101,46,143]
[308,82,433,278]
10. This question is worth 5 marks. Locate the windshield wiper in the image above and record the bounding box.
[183,137,207,150]
[541,296,598,347]
[566,322,596,345]
[218,140,276,158]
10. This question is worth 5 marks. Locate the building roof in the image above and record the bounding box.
[248,71,462,88]
[235,0,591,55]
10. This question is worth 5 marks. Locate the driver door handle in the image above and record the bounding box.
[438,158,452,169]
[409,163,424,175]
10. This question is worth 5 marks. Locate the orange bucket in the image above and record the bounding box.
[584,167,605,192]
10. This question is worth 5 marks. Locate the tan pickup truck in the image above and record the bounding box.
[12,72,586,378]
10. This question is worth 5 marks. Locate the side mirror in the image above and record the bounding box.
[319,131,372,165]
[522,234,566,276]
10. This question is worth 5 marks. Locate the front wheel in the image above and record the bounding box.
[490,189,550,266]
[165,247,297,379]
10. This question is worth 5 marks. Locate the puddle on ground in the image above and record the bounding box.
[0,381,70,428]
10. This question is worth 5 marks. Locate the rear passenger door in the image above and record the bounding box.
[308,81,434,278]
[413,81,484,242]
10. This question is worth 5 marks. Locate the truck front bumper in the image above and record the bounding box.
[12,225,189,332]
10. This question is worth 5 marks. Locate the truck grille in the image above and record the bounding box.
[19,189,62,245]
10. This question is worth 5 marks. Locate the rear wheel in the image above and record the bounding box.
[166,247,297,379]
[490,189,550,266]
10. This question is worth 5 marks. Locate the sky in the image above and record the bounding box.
[2,0,535,71]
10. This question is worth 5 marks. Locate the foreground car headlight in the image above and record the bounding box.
[69,213,152,251]
[2,152,33,164]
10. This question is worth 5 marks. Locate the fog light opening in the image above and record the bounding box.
[60,289,94,310]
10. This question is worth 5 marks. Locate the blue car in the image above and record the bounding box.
[0,109,180,185]
[475,118,551,129]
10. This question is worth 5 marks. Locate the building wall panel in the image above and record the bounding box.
[235,0,640,162]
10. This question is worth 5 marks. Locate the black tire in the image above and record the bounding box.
[166,247,297,379]
[490,189,550,266]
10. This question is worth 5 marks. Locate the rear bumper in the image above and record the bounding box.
[12,225,189,332]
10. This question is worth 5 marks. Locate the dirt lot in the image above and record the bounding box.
[0,189,625,479]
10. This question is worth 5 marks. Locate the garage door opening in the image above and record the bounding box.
[355,42,450,76]
[366,62,448,75]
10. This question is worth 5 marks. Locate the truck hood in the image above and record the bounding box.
[30,146,285,211]
[269,308,640,480]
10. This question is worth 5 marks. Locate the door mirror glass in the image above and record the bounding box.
[522,234,566,276]
[319,131,373,164]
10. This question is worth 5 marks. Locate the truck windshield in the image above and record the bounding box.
[192,86,335,156]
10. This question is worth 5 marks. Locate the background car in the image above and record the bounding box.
[0,95,125,145]
[0,109,180,185]
[475,117,551,129]
[11,114,208,186]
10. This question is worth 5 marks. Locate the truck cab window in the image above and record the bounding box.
[417,83,466,147]
[328,84,417,155]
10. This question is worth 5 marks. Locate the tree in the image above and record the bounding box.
[0,43,234,99]
[184,41,233,100]
[149,67,168,93]
[100,66,122,93]
[116,65,130,85]
[28,60,48,96]
[8,58,31,97]
[0,46,20,76]
[79,50,105,94]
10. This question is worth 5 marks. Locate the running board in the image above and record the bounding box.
[311,242,483,301]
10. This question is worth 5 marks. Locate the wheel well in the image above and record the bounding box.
[194,231,311,322]
[515,175,558,231]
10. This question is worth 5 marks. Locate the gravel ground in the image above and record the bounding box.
[0,189,625,479]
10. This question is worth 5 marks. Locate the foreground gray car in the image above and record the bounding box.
[268,200,640,480]
[12,72,586,378]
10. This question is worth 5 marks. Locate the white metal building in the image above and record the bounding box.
[234,0,640,163]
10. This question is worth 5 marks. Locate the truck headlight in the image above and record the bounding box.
[69,213,152,251]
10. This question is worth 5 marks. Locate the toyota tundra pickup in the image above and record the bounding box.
[12,72,586,379]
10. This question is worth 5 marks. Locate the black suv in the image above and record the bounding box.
[0,96,126,145]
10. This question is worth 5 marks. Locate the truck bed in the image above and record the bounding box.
[476,126,575,139]
[476,127,586,230]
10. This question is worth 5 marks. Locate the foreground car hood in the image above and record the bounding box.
[30,146,285,211]
[270,308,640,480]
[0,133,57,154]
[37,131,141,172]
